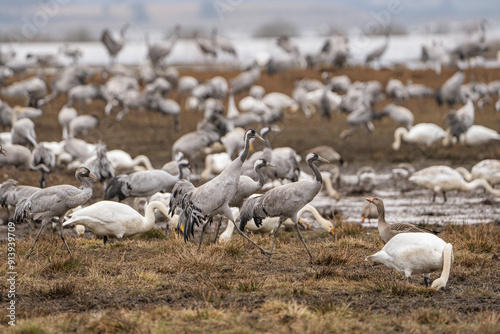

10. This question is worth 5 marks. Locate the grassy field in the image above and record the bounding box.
[1,65,500,332]
[1,222,499,333]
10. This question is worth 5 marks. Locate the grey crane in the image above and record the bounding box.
[229,158,275,208]
[169,129,271,255]
[147,25,181,67]
[451,20,487,61]
[229,65,261,94]
[101,23,129,64]
[32,143,55,188]
[195,30,217,59]
[11,118,37,148]
[59,44,83,64]
[381,103,414,129]
[212,27,237,57]
[240,152,329,261]
[0,144,49,179]
[365,34,389,65]
[339,106,376,140]
[14,166,99,258]
[436,70,465,106]
[0,179,40,219]
[85,142,115,189]
[105,159,189,201]
[66,84,105,110]
[38,65,93,107]
[276,35,300,56]
[241,127,272,179]
[1,76,47,107]
[268,147,301,183]
[63,137,93,163]
[446,98,474,141]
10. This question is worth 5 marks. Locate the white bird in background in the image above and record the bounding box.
[366,233,453,290]
[63,201,170,244]
[408,165,500,202]
[458,125,500,146]
[392,123,447,150]
[455,159,500,186]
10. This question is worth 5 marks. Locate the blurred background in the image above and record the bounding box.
[1,0,499,67]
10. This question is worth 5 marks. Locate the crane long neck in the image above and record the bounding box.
[255,164,266,187]
[143,201,169,232]
[238,133,252,163]
[309,159,322,183]
[177,162,184,180]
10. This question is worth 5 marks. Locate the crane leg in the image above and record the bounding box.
[213,216,222,243]
[58,219,72,256]
[295,222,313,262]
[268,220,284,261]
[231,220,273,257]
[26,218,48,259]
[197,222,209,253]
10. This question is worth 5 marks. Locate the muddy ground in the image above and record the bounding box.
[0,65,499,332]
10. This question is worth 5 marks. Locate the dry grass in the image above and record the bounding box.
[1,222,499,333]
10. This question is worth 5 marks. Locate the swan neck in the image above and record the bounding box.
[468,178,500,196]
[144,201,169,232]
[432,243,453,289]
[393,127,406,150]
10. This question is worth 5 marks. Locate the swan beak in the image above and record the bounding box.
[254,133,265,142]
[318,156,330,163]
[89,173,100,182]
[366,197,373,203]
[330,227,335,237]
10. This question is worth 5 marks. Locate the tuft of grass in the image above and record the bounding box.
[334,219,363,238]
[445,223,498,253]
[372,279,427,297]
[314,246,351,266]
[238,279,263,292]
[45,257,84,274]
[10,323,47,334]
[135,228,167,241]
[32,281,76,300]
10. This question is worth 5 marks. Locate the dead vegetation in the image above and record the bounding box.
[1,66,500,332]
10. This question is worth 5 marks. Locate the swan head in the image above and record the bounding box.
[430,278,447,290]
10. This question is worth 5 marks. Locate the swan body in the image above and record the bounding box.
[106,149,154,171]
[366,233,453,290]
[455,159,500,186]
[63,201,169,241]
[392,123,446,150]
[201,152,232,180]
[408,165,500,201]
[459,125,500,146]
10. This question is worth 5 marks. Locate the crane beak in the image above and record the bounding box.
[267,163,276,167]
[89,173,100,182]
[254,133,265,142]
[318,156,330,163]
[366,198,373,203]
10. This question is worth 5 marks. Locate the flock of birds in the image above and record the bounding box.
[0,23,499,291]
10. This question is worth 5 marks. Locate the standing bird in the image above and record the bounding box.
[240,153,329,261]
[392,123,447,150]
[229,158,275,208]
[446,99,474,142]
[458,125,500,146]
[11,118,37,149]
[436,71,465,106]
[147,25,181,67]
[365,34,389,66]
[195,30,217,60]
[382,104,414,129]
[366,197,438,243]
[84,142,115,189]
[169,129,271,255]
[408,165,500,202]
[32,143,55,188]
[14,166,99,258]
[101,23,129,64]
[63,201,170,244]
[366,233,453,289]
[212,27,237,57]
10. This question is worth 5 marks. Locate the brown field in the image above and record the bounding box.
[1,66,500,333]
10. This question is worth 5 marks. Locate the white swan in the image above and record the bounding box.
[219,204,334,242]
[200,152,232,180]
[459,125,500,146]
[366,233,453,289]
[455,159,500,186]
[106,149,154,171]
[392,123,447,150]
[63,201,169,243]
[408,165,500,202]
